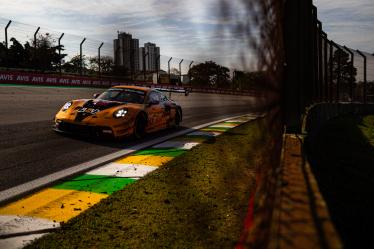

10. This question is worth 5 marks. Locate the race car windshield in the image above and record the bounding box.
[97,89,145,104]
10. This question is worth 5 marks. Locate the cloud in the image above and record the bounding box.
[0,0,251,69]
[314,0,374,52]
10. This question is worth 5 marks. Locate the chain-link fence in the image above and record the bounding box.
[0,17,253,91]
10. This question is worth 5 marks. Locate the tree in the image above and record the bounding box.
[232,70,270,90]
[188,61,230,88]
[89,56,114,74]
[170,68,180,75]
[331,49,357,86]
[32,33,66,71]
[62,55,87,74]
[0,35,66,71]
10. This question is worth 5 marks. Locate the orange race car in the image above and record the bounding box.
[54,85,182,139]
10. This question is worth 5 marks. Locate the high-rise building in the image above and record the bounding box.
[113,32,139,73]
[139,42,160,72]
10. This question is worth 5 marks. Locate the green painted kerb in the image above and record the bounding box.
[135,148,186,157]
[53,174,136,195]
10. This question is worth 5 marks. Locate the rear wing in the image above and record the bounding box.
[153,86,191,96]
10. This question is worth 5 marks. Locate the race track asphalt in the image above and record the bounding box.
[0,85,268,191]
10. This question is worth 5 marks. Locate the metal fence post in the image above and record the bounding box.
[322,32,328,102]
[143,52,148,82]
[189,61,194,84]
[80,38,86,76]
[168,57,172,84]
[312,6,318,101]
[98,42,104,77]
[33,27,40,70]
[179,59,184,85]
[337,46,342,102]
[317,21,323,101]
[329,40,334,102]
[156,55,160,84]
[58,33,64,74]
[5,20,11,49]
[357,50,367,104]
[343,46,354,102]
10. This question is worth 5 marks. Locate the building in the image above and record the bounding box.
[139,42,160,72]
[113,32,139,73]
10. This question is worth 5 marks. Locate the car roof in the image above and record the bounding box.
[112,85,151,92]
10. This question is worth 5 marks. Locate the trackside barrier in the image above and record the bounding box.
[0,70,264,97]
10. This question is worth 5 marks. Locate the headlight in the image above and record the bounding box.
[113,109,128,118]
[62,102,72,111]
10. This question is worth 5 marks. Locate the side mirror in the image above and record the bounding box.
[93,93,100,99]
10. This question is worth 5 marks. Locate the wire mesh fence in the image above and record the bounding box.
[312,18,374,104]
[0,17,218,87]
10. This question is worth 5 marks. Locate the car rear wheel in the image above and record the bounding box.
[134,114,147,139]
[172,110,181,128]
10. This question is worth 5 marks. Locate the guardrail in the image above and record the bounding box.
[0,70,264,97]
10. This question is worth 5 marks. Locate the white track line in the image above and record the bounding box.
[0,113,258,204]
[0,215,59,249]
[87,163,158,179]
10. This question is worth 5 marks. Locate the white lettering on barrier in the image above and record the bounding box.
[0,74,13,81]
[59,79,69,84]
[32,77,44,83]
[71,80,80,84]
[92,81,100,85]
[16,75,30,81]
[82,80,91,85]
[46,78,57,83]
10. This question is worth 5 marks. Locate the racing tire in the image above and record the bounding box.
[174,110,181,127]
[134,114,147,139]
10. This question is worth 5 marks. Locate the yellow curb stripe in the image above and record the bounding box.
[0,188,108,223]
[115,155,174,167]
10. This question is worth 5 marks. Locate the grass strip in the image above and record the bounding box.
[27,116,276,249]
[307,114,374,249]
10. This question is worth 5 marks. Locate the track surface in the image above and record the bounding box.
[0,85,265,191]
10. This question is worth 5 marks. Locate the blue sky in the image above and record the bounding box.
[0,0,372,72]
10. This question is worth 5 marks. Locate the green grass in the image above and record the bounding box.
[307,114,374,249]
[27,116,277,249]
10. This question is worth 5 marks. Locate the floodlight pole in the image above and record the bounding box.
[5,20,11,49]
[80,38,86,75]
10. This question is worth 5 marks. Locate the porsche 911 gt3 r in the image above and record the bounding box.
[54,86,182,139]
